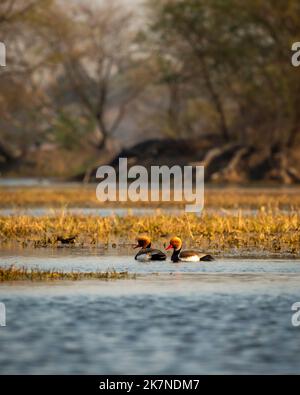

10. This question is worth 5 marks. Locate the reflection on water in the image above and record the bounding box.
[1,248,300,275]
[0,207,183,217]
[0,291,299,374]
[0,207,293,217]
[0,178,51,187]
[0,250,300,374]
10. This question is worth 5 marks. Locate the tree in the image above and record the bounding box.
[0,0,46,25]
[146,0,300,183]
[42,1,148,152]
[0,0,54,170]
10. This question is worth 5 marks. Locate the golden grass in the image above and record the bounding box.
[1,186,300,255]
[1,185,300,209]
[0,211,299,254]
[0,266,134,282]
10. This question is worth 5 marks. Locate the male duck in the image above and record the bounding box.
[166,237,214,262]
[134,236,166,261]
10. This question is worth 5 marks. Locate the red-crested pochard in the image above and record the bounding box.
[134,236,166,261]
[166,237,214,262]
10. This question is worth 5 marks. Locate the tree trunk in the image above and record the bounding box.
[0,137,18,163]
[167,82,181,137]
[267,144,300,184]
[287,122,299,148]
[93,117,108,151]
[199,57,230,142]
[211,146,251,183]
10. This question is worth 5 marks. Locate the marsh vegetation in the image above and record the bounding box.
[1,186,299,256]
[1,185,300,209]
[0,266,133,282]
[0,211,298,255]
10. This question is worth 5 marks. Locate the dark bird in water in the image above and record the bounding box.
[134,236,166,261]
[57,235,77,244]
[166,237,214,262]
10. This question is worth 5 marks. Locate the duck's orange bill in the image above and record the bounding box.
[165,244,172,250]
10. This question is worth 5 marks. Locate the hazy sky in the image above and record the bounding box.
[67,0,147,146]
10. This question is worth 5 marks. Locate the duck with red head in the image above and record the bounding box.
[134,236,166,261]
[166,237,214,262]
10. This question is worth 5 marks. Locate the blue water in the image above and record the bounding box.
[0,207,183,217]
[0,250,300,374]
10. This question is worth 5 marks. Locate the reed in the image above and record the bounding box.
[0,266,134,282]
[1,186,300,209]
[0,210,299,254]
